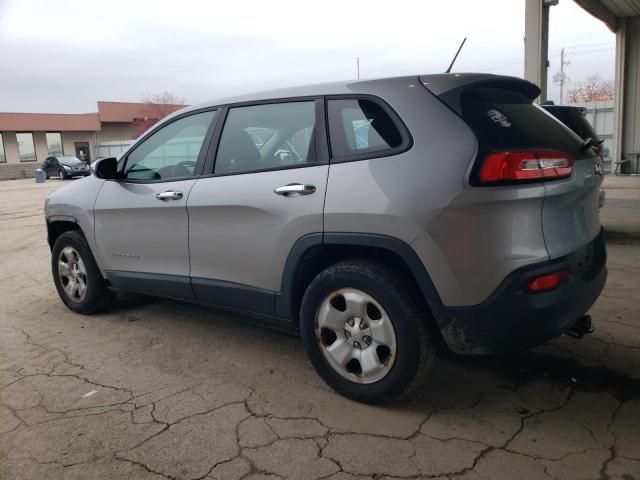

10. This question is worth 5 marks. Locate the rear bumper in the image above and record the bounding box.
[436,229,607,354]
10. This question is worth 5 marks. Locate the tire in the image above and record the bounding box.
[58,169,67,180]
[300,259,434,403]
[51,230,115,314]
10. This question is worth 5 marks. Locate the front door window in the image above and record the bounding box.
[124,110,215,181]
[74,142,91,164]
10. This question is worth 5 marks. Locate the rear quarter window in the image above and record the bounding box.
[327,98,407,160]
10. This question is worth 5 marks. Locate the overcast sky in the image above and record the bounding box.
[0,0,615,113]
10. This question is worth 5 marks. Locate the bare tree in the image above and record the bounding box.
[567,75,614,103]
[133,91,188,137]
[139,90,187,105]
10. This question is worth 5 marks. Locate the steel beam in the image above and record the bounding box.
[524,0,555,103]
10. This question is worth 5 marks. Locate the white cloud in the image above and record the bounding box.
[0,0,614,112]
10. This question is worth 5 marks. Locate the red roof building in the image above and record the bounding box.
[0,100,187,176]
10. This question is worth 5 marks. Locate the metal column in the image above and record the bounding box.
[614,16,640,173]
[524,0,557,103]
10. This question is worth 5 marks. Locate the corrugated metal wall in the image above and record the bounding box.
[95,124,134,144]
[570,100,616,171]
[621,16,640,158]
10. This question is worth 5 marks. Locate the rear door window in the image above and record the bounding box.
[327,98,405,160]
[213,101,316,175]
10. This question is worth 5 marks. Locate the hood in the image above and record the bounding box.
[58,157,85,166]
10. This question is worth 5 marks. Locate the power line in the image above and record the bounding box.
[465,56,524,71]
[466,41,614,72]
[550,41,614,52]
[568,47,615,55]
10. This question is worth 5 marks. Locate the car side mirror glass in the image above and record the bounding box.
[93,157,119,179]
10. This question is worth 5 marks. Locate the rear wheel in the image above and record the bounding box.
[51,230,115,314]
[300,260,434,403]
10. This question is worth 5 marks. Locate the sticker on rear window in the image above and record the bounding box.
[487,109,511,128]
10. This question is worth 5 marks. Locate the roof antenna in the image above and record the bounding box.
[445,37,467,73]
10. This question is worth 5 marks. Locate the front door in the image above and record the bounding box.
[42,157,56,176]
[93,109,217,298]
[49,157,61,177]
[74,142,91,163]
[188,100,328,315]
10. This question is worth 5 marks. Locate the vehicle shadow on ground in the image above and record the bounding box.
[107,293,640,407]
[436,348,640,402]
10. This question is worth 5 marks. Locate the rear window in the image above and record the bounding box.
[327,98,404,159]
[461,87,584,155]
[542,106,599,142]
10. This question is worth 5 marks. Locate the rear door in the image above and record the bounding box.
[187,99,328,316]
[93,109,217,298]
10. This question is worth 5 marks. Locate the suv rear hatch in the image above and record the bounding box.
[421,74,603,259]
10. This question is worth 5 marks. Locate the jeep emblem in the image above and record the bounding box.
[487,109,512,128]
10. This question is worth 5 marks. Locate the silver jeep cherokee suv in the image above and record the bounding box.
[45,73,607,403]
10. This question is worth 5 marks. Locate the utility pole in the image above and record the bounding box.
[553,47,570,104]
[559,48,567,104]
[356,57,360,80]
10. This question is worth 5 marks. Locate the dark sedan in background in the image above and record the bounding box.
[41,156,91,179]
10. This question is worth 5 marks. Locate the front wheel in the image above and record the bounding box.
[299,260,434,403]
[58,169,67,180]
[51,230,115,314]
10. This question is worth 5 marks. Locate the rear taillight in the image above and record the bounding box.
[479,151,572,183]
[526,270,569,293]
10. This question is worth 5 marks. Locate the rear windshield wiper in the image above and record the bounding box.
[581,137,604,151]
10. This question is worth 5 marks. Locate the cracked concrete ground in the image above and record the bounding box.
[1,177,639,480]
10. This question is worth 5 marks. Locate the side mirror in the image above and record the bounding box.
[93,157,119,179]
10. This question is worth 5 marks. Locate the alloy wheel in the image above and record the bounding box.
[315,288,397,384]
[57,246,88,302]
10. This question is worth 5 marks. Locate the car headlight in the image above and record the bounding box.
[63,165,71,171]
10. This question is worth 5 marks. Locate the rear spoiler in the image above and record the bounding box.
[419,73,541,115]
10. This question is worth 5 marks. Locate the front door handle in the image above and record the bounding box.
[274,184,316,196]
[155,191,184,201]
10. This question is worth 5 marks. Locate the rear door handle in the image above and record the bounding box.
[274,184,316,196]
[155,191,184,201]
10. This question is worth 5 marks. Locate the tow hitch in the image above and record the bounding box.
[564,315,594,339]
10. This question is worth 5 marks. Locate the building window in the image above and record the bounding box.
[46,132,63,156]
[0,133,6,163]
[16,133,37,162]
